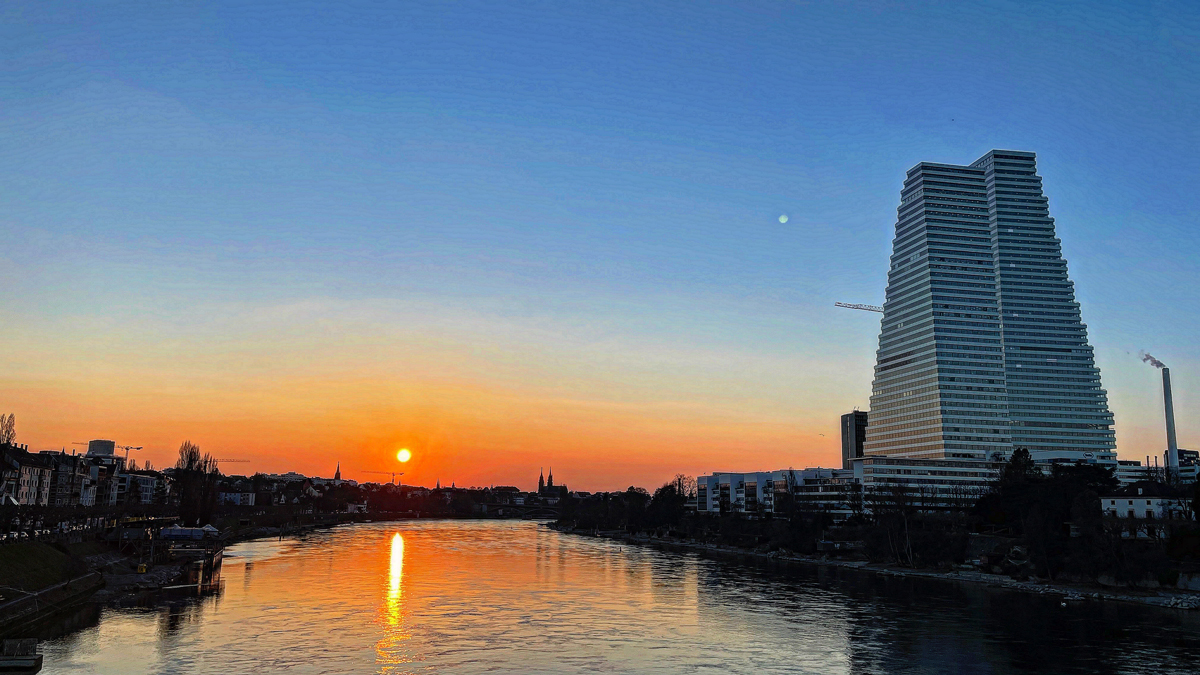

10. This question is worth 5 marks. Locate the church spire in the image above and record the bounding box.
[334,462,341,482]
[547,466,554,488]
[538,467,545,492]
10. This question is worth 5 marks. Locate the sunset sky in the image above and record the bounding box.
[3,1,1198,490]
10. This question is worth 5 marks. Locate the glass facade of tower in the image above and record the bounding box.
[863,150,1115,463]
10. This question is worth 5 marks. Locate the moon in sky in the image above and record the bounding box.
[397,448,412,463]
[778,214,789,224]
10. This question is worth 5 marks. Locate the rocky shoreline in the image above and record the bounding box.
[556,526,1200,611]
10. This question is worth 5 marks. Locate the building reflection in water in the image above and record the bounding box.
[157,599,207,641]
[375,532,413,673]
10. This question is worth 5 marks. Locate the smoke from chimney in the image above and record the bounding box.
[1141,351,1166,369]
[1141,351,1179,477]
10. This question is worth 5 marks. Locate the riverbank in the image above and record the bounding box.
[7,516,546,634]
[33,518,1200,674]
[97,516,362,604]
[0,572,105,638]
[555,526,1200,611]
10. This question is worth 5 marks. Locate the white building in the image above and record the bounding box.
[697,470,787,515]
[17,459,52,506]
[218,491,256,506]
[1102,482,1188,520]
[696,468,857,518]
[1116,460,1150,486]
[1,446,53,506]
[858,456,1000,501]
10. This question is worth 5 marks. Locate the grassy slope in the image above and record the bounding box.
[0,543,75,596]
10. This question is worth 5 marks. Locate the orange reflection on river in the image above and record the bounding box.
[389,532,404,603]
[376,531,413,672]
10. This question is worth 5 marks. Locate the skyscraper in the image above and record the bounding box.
[841,411,868,469]
[863,150,1115,464]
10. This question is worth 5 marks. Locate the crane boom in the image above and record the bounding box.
[835,302,884,313]
[362,470,405,485]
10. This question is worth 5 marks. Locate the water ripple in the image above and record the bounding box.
[39,520,1200,674]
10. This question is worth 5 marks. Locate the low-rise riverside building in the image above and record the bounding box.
[697,470,786,515]
[696,468,857,518]
[1116,460,1151,486]
[857,456,1000,504]
[698,458,1008,518]
[1102,481,1189,520]
[218,491,257,506]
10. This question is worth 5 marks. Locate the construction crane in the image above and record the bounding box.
[835,302,884,313]
[213,459,249,474]
[116,445,143,461]
[71,441,143,461]
[362,470,405,485]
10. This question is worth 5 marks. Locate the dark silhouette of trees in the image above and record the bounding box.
[1192,482,1200,522]
[646,479,689,532]
[1001,447,1042,485]
[174,440,221,525]
[976,449,1120,579]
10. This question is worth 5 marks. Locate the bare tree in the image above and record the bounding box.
[0,414,15,445]
[841,481,865,520]
[672,474,697,499]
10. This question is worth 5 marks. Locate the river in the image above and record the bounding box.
[36,520,1200,674]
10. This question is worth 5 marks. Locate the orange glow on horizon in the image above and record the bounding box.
[2,335,848,490]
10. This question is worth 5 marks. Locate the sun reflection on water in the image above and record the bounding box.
[389,532,404,604]
[376,532,413,672]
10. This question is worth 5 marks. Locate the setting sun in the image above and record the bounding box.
[397,448,412,463]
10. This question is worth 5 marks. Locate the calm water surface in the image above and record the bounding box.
[39,520,1200,674]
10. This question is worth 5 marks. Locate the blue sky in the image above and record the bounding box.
[1,1,1198,484]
